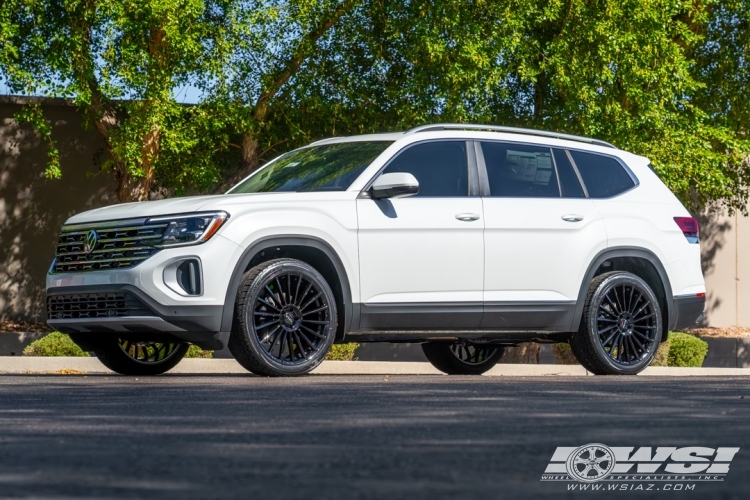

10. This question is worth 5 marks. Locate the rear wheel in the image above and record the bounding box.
[93,338,188,375]
[422,342,504,375]
[570,271,662,375]
[228,259,337,376]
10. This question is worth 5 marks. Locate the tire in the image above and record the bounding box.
[93,339,188,376]
[421,342,504,375]
[228,259,337,376]
[571,271,663,375]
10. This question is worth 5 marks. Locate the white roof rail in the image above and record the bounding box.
[406,123,617,149]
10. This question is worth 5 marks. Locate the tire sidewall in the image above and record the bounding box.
[422,342,504,375]
[94,340,189,376]
[238,260,337,376]
[586,273,662,375]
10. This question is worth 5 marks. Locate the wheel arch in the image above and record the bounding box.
[573,247,672,341]
[221,236,353,342]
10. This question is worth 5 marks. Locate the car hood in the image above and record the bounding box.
[63,192,351,225]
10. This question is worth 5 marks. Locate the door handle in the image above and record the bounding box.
[455,213,480,221]
[561,214,584,222]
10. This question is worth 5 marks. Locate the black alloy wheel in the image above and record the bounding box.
[94,338,189,375]
[570,271,662,375]
[450,343,498,365]
[229,259,337,376]
[422,342,504,375]
[118,340,182,363]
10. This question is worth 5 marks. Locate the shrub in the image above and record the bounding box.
[650,341,670,367]
[667,332,708,367]
[552,343,579,365]
[23,333,89,357]
[325,343,360,361]
[184,345,213,358]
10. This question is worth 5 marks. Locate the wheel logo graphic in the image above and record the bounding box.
[84,230,99,254]
[566,444,616,482]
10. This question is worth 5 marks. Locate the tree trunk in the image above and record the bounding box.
[113,127,160,202]
[212,132,261,193]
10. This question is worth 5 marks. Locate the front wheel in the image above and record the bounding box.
[228,259,338,376]
[93,338,188,375]
[422,342,504,375]
[570,271,662,375]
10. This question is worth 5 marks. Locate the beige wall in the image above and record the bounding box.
[0,97,116,321]
[0,96,748,326]
[700,210,750,327]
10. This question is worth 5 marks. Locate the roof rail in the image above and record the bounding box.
[406,123,617,149]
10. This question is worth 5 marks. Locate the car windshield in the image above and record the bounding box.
[229,141,393,193]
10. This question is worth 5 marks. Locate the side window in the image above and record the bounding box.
[552,149,585,198]
[481,142,559,197]
[383,141,468,197]
[570,151,635,198]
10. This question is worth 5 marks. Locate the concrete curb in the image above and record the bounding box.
[1,357,750,376]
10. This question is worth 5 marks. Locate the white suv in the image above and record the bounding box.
[47,124,706,376]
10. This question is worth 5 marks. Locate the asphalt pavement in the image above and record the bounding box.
[0,375,748,500]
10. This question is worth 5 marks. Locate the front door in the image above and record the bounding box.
[478,141,608,330]
[357,140,485,330]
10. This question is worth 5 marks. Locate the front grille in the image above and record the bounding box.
[47,292,154,319]
[54,220,166,273]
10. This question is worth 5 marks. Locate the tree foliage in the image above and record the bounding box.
[275,0,750,212]
[1,0,749,211]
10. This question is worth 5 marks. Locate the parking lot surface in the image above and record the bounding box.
[0,375,748,499]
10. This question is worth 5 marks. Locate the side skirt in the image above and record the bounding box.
[353,300,576,342]
[345,331,570,344]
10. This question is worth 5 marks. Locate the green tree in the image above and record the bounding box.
[204,0,359,191]
[2,0,749,212]
[0,0,238,201]
[264,0,750,212]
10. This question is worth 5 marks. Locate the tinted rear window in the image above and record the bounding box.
[569,151,635,198]
[383,141,468,197]
[481,142,559,197]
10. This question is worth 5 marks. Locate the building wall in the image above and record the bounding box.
[700,210,750,327]
[0,97,116,321]
[0,96,748,326]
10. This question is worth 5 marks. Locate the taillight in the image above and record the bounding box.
[674,217,699,243]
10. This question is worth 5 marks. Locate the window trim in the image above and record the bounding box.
[564,149,590,198]
[473,141,491,196]
[358,139,479,199]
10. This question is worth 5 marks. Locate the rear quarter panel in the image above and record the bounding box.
[593,154,705,297]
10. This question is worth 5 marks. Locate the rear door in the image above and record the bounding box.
[357,140,485,330]
[478,141,608,330]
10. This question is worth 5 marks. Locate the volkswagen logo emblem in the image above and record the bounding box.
[84,230,99,254]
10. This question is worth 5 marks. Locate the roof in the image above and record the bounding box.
[308,123,617,150]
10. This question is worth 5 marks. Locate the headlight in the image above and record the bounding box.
[146,212,229,247]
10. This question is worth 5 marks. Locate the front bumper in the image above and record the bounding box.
[45,234,242,350]
[670,294,706,331]
[47,284,229,350]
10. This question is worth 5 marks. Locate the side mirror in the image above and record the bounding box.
[370,172,419,199]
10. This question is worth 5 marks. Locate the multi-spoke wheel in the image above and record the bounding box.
[93,338,189,375]
[422,342,504,375]
[229,259,337,376]
[570,271,662,375]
